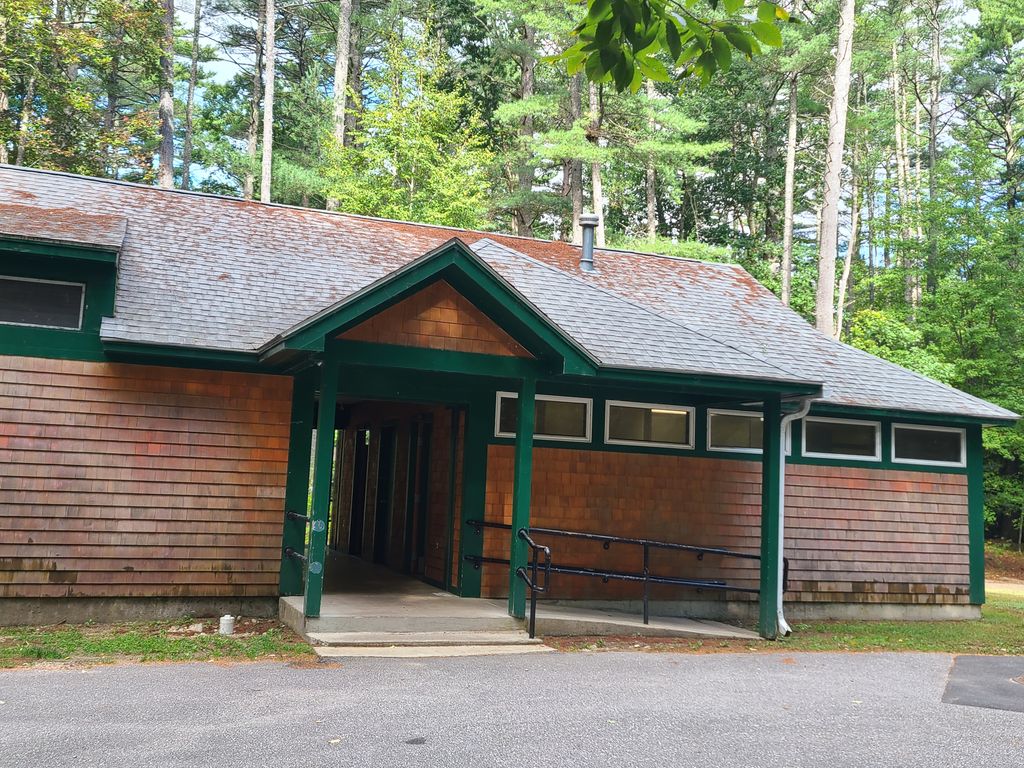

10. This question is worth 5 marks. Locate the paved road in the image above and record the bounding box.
[1,652,1022,768]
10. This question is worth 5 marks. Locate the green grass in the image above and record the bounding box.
[549,593,1024,655]
[0,620,313,669]
[774,593,1024,654]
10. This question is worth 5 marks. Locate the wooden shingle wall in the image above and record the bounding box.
[0,356,292,599]
[340,280,533,357]
[481,447,970,605]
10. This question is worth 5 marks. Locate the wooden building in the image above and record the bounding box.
[0,166,1016,638]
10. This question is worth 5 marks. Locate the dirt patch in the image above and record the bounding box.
[985,543,1024,582]
[543,635,768,654]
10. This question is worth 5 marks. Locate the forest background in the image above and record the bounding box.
[1,0,1022,543]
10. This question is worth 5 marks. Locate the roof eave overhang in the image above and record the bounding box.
[0,235,120,265]
[808,401,1020,428]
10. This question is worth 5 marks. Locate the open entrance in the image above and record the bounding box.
[323,399,466,596]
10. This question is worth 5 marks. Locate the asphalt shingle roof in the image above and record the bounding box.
[0,165,1015,422]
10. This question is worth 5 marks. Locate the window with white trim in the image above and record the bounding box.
[0,275,85,330]
[802,417,881,460]
[495,392,591,442]
[605,401,693,449]
[708,409,763,453]
[892,424,965,467]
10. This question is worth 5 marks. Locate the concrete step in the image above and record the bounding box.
[314,644,553,659]
[307,630,542,647]
[303,615,524,634]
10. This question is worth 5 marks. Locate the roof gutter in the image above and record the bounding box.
[775,394,816,637]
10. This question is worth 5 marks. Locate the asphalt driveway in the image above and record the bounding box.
[1,652,1021,768]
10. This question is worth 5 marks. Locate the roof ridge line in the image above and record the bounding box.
[0,165,741,271]
[472,238,815,385]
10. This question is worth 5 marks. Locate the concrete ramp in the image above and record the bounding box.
[535,605,760,640]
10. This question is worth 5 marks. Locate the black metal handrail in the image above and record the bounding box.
[284,546,307,563]
[515,528,551,639]
[466,519,786,630]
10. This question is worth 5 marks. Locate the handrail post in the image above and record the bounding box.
[529,541,539,639]
[642,542,650,625]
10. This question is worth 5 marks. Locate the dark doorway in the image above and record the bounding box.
[373,425,397,564]
[411,420,433,577]
[348,428,370,556]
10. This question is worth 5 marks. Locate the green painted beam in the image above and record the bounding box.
[758,395,783,640]
[303,358,341,618]
[330,339,553,379]
[279,367,316,596]
[967,425,986,605]
[508,377,536,619]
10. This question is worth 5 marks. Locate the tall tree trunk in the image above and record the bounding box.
[867,171,876,307]
[512,24,536,237]
[15,75,34,166]
[103,28,124,175]
[926,0,941,293]
[181,0,202,191]
[344,0,361,146]
[588,82,606,248]
[836,154,860,339]
[883,160,892,268]
[0,13,9,165]
[815,0,856,337]
[644,80,658,241]
[260,0,276,203]
[325,0,354,211]
[567,73,583,244]
[243,0,264,199]
[157,0,175,189]
[781,72,799,306]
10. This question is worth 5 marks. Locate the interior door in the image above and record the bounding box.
[348,428,370,556]
[373,425,397,564]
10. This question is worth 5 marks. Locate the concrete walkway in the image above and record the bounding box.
[988,580,1024,597]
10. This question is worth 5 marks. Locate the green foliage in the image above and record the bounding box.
[557,0,793,90]
[320,27,493,228]
[846,310,954,383]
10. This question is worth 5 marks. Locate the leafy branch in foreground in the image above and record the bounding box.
[556,0,795,90]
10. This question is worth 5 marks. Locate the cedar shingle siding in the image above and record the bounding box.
[0,356,291,598]
[480,447,969,605]
[341,280,532,357]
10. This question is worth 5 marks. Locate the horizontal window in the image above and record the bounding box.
[892,424,965,467]
[495,392,591,442]
[605,401,693,449]
[0,275,85,330]
[708,410,763,453]
[802,417,881,460]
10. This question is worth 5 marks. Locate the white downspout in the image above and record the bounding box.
[776,396,815,637]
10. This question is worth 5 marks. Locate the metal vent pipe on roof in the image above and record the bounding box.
[579,212,599,272]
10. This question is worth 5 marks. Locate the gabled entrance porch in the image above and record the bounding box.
[270,239,823,643]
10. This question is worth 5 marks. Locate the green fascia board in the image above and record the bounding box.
[809,402,1018,428]
[100,339,266,371]
[0,237,119,264]
[260,238,598,375]
[567,368,823,400]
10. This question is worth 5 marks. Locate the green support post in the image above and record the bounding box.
[758,395,783,640]
[303,357,341,619]
[279,367,317,596]
[458,394,492,598]
[508,377,536,619]
[966,424,986,605]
